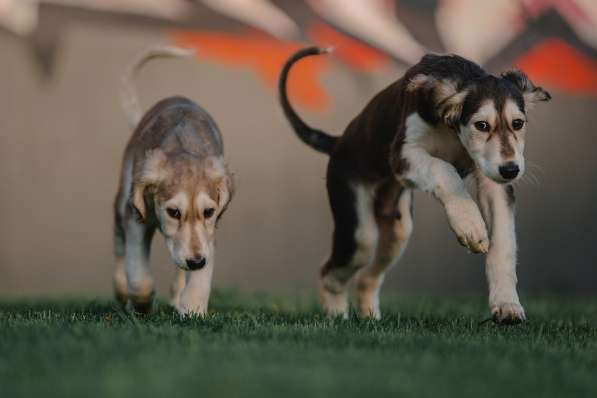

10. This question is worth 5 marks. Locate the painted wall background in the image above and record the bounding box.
[0,0,595,298]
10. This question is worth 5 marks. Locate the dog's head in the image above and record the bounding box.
[410,69,550,183]
[130,149,233,271]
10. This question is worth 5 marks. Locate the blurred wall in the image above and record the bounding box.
[0,5,596,299]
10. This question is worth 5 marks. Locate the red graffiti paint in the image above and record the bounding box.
[516,38,597,95]
[171,29,331,111]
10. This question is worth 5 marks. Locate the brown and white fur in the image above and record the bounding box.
[113,47,233,316]
[279,48,550,323]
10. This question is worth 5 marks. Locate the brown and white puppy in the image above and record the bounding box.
[113,47,233,316]
[279,48,550,323]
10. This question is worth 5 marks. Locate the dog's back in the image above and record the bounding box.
[126,96,224,161]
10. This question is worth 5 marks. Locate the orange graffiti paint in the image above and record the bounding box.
[516,38,597,95]
[171,29,331,111]
[308,23,389,71]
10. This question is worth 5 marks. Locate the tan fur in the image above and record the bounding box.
[114,46,233,316]
[407,74,433,92]
[456,99,527,183]
[113,257,128,304]
[407,74,469,128]
[170,269,186,309]
[152,155,232,263]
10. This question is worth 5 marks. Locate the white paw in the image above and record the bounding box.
[356,278,382,320]
[176,304,207,318]
[491,301,526,324]
[445,197,489,253]
[357,302,381,320]
[319,278,349,319]
[177,294,209,317]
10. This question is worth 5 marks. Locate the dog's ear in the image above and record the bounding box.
[206,158,234,223]
[130,183,147,223]
[433,79,468,130]
[129,149,168,223]
[216,171,234,220]
[438,89,468,130]
[502,69,551,108]
[408,74,467,130]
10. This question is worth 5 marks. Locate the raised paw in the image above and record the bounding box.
[445,197,489,253]
[491,302,527,325]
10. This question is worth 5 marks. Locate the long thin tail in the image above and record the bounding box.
[278,47,337,155]
[121,46,195,129]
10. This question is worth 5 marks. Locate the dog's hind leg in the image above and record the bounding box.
[320,174,378,319]
[113,215,128,306]
[124,218,156,314]
[356,184,413,319]
[114,161,133,307]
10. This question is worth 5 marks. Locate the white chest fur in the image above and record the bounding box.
[403,113,467,165]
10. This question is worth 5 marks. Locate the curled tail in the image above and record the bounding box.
[121,46,195,129]
[278,47,338,155]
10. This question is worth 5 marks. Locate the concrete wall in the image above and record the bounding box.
[1,22,596,298]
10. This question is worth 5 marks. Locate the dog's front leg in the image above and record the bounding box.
[398,144,489,253]
[170,269,186,309]
[178,262,213,317]
[476,171,525,323]
[124,218,156,313]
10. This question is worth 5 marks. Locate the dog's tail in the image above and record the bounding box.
[121,46,195,130]
[278,47,338,155]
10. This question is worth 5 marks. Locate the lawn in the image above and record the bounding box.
[1,292,596,398]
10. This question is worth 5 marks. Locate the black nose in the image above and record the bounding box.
[499,162,520,180]
[186,257,206,270]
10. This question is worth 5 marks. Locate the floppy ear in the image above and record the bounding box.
[408,74,467,130]
[206,158,234,222]
[502,69,551,107]
[438,89,468,130]
[130,183,147,222]
[129,149,168,223]
[214,171,234,222]
[430,78,468,129]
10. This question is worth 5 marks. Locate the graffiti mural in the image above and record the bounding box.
[1,0,595,109]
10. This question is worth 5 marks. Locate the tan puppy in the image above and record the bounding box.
[113,47,233,316]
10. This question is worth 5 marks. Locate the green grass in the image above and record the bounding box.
[1,292,596,398]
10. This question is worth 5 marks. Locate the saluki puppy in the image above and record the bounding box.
[113,47,233,316]
[279,48,550,323]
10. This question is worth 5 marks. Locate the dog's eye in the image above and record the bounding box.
[474,121,490,132]
[203,208,215,219]
[512,119,525,131]
[166,207,181,220]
